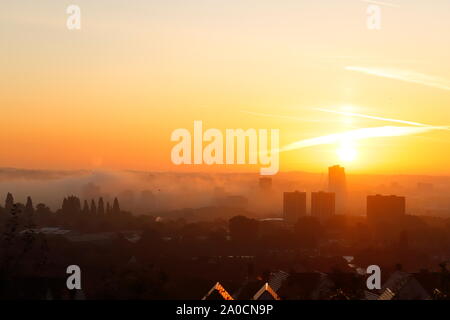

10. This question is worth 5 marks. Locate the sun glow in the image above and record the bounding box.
[337,140,357,162]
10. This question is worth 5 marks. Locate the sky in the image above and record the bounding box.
[1,0,450,175]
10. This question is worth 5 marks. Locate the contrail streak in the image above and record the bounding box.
[314,108,431,127]
[279,126,447,152]
[242,109,449,154]
[346,66,450,91]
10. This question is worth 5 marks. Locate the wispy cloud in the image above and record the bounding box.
[345,66,450,91]
[243,108,449,154]
[280,125,447,152]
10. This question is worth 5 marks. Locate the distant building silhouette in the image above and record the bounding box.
[417,182,433,192]
[283,191,306,224]
[328,165,347,214]
[311,191,335,220]
[367,194,405,223]
[225,195,248,209]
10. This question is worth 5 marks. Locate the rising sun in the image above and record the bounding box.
[337,140,358,162]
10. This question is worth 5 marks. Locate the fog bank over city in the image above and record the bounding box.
[1,168,449,218]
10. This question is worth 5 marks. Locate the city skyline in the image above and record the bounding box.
[1,0,450,306]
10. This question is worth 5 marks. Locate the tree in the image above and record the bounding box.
[5,192,14,212]
[25,196,34,215]
[82,200,89,214]
[294,217,323,249]
[98,197,105,215]
[91,199,97,215]
[229,215,259,244]
[113,197,120,214]
[35,203,51,215]
[62,196,81,215]
[0,203,48,298]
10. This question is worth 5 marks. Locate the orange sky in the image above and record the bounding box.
[1,1,450,175]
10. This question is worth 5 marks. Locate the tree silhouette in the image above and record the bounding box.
[5,192,14,213]
[0,203,48,298]
[98,197,105,215]
[229,215,259,244]
[35,203,50,215]
[25,196,34,215]
[113,197,120,215]
[62,196,81,215]
[82,200,89,214]
[91,199,97,215]
[294,216,323,249]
